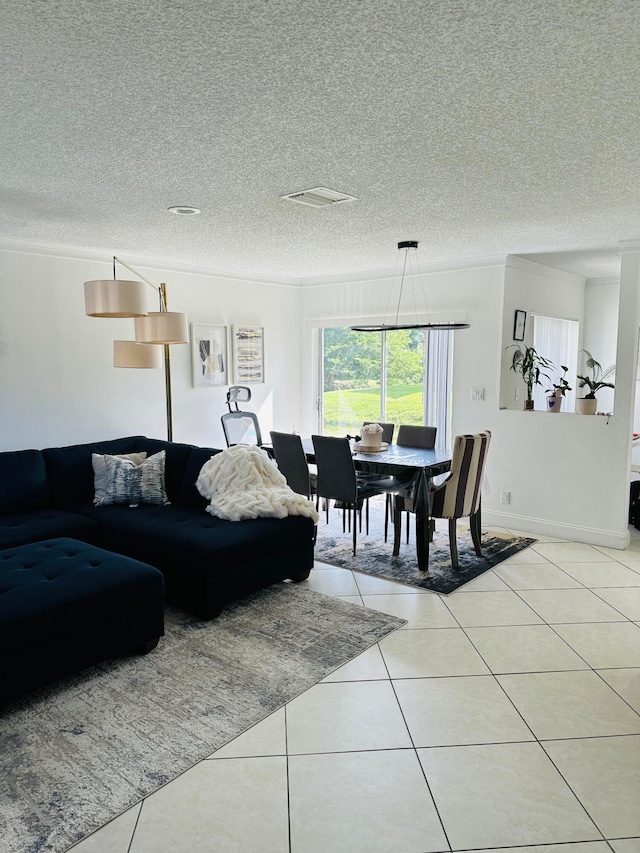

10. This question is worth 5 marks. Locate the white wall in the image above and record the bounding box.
[0,245,302,451]
[300,256,636,549]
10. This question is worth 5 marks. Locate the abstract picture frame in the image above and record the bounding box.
[513,309,526,342]
[191,323,229,387]
[233,324,264,383]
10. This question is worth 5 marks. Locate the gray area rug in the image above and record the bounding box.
[315,497,537,594]
[0,583,404,853]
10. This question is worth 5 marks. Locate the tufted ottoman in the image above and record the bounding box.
[0,537,165,703]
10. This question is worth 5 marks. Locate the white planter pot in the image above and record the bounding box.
[575,397,597,415]
[546,393,562,413]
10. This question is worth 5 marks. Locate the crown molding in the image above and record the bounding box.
[0,237,506,286]
[7,237,586,288]
[586,276,620,287]
[299,255,506,287]
[619,238,640,253]
[505,254,586,285]
[0,237,303,288]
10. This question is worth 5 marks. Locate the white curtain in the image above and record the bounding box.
[425,330,453,449]
[532,315,579,411]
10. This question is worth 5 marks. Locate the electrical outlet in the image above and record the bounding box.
[500,490,511,505]
[471,387,485,401]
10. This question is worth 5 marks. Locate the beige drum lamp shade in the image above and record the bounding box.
[114,340,163,368]
[84,280,148,317]
[84,257,189,442]
[135,312,189,345]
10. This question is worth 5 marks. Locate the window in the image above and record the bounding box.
[319,327,452,448]
[532,315,579,411]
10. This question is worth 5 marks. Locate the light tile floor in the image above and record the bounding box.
[72,525,640,853]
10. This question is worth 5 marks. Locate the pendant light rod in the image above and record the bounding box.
[392,240,418,327]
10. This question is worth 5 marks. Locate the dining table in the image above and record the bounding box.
[301,438,452,571]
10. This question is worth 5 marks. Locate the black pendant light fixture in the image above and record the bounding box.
[350,240,470,332]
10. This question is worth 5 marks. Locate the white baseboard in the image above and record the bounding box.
[483,510,630,551]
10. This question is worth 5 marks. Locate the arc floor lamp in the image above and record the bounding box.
[84,256,189,441]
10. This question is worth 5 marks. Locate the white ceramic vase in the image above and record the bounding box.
[575,397,597,415]
[546,392,562,413]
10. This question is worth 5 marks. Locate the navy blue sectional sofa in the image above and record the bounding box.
[0,436,315,620]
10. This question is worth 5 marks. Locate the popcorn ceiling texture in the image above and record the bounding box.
[1,0,638,279]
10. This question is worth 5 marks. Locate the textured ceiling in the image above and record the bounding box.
[1,0,639,280]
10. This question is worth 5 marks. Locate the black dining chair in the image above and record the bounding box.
[397,424,437,449]
[311,435,385,555]
[387,425,438,544]
[398,424,438,543]
[221,385,264,447]
[270,431,317,499]
[362,422,395,444]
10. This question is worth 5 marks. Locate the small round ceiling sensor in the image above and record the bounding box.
[167,206,201,215]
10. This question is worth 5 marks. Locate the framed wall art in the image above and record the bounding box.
[233,324,264,383]
[513,309,526,341]
[191,323,229,387]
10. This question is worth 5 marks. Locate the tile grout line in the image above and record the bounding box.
[380,640,454,853]
[284,703,293,853]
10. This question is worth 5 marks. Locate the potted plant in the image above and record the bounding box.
[546,366,571,413]
[575,350,615,415]
[507,345,554,411]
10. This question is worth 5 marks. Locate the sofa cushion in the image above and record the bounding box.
[178,446,222,508]
[0,449,50,515]
[0,509,98,550]
[43,437,145,507]
[98,451,170,507]
[75,502,314,573]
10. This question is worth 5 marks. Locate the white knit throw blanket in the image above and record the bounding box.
[196,444,319,523]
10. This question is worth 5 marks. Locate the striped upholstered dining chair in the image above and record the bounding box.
[429,430,491,567]
[393,430,491,569]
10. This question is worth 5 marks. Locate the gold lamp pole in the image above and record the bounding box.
[84,257,189,442]
[160,283,174,442]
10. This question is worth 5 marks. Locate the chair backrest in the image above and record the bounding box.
[311,435,357,504]
[362,422,395,444]
[221,411,263,447]
[432,430,491,519]
[396,425,437,449]
[226,385,252,412]
[270,431,311,497]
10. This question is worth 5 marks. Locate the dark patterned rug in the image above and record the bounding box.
[0,583,403,853]
[314,497,537,594]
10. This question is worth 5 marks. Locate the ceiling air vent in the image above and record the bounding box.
[280,186,357,207]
